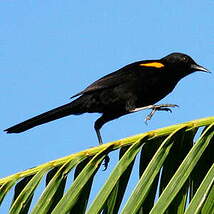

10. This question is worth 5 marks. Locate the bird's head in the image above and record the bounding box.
[161,53,210,77]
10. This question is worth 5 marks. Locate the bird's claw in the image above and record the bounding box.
[102,155,110,171]
[144,104,179,124]
[159,107,172,113]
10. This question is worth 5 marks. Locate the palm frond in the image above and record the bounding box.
[0,116,213,214]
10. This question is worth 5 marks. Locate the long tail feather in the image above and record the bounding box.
[4,101,83,133]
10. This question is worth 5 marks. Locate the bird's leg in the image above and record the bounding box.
[94,115,112,170]
[144,104,179,123]
[129,104,178,123]
[95,125,103,145]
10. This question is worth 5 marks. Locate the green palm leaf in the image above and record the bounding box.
[0,116,213,214]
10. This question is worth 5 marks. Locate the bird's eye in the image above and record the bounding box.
[182,57,187,61]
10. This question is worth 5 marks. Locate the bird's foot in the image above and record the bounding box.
[103,155,110,171]
[145,104,179,124]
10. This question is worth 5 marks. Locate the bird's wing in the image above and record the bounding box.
[70,60,164,99]
[70,69,129,98]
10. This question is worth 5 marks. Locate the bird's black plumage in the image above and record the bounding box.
[4,53,209,144]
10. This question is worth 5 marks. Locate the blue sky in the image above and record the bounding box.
[1,0,213,212]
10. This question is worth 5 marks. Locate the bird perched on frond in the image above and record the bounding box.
[5,53,209,146]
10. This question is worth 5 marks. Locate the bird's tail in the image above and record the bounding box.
[4,100,85,133]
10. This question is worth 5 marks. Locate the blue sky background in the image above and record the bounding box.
[1,0,213,212]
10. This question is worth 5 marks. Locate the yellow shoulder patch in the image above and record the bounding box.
[139,62,164,68]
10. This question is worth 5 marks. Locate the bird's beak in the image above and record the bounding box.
[191,64,210,73]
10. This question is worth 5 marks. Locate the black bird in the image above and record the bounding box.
[5,53,209,144]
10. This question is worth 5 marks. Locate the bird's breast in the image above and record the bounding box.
[135,75,178,106]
